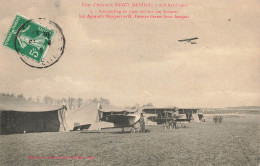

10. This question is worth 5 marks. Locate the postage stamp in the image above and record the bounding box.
[3,14,65,69]
[3,14,54,63]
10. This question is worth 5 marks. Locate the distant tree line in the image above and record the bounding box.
[0,92,155,109]
[0,92,110,109]
[1,92,17,98]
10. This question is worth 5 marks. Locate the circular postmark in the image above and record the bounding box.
[14,18,65,69]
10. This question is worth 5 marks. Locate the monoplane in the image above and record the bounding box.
[178,37,199,44]
[97,107,141,133]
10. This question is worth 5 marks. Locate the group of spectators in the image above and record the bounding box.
[213,116,223,123]
[138,113,179,132]
[164,114,178,129]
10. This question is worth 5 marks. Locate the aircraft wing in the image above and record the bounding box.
[149,114,191,124]
[177,114,191,122]
[178,39,188,42]
[178,37,198,42]
[100,114,140,127]
[188,37,199,40]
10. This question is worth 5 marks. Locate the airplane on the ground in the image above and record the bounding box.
[98,105,201,131]
[151,113,191,128]
[97,108,141,133]
[178,37,199,44]
[143,107,200,127]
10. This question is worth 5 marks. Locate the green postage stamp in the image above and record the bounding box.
[3,14,54,63]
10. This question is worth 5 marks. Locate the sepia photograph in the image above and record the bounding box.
[0,0,259,165]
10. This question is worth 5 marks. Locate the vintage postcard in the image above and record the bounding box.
[0,0,259,165]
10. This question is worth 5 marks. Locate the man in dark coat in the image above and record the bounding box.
[139,113,145,132]
[215,116,219,123]
[172,114,178,129]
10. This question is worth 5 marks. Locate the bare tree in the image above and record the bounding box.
[143,102,153,108]
[61,97,66,102]
[77,98,83,108]
[27,97,32,102]
[17,94,25,100]
[36,97,40,103]
[43,96,53,104]
[68,97,75,109]
[99,97,110,105]
[10,93,15,97]
[93,97,98,103]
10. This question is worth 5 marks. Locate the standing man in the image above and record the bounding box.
[168,114,173,129]
[172,114,178,129]
[215,116,219,123]
[139,113,145,133]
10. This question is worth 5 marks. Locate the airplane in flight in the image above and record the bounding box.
[178,37,199,44]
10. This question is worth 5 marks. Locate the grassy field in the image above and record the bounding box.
[0,115,259,166]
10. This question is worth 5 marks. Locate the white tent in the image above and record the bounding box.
[66,103,120,130]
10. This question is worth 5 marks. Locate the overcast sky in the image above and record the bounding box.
[0,0,259,107]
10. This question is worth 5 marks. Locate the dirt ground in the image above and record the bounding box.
[0,115,259,166]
